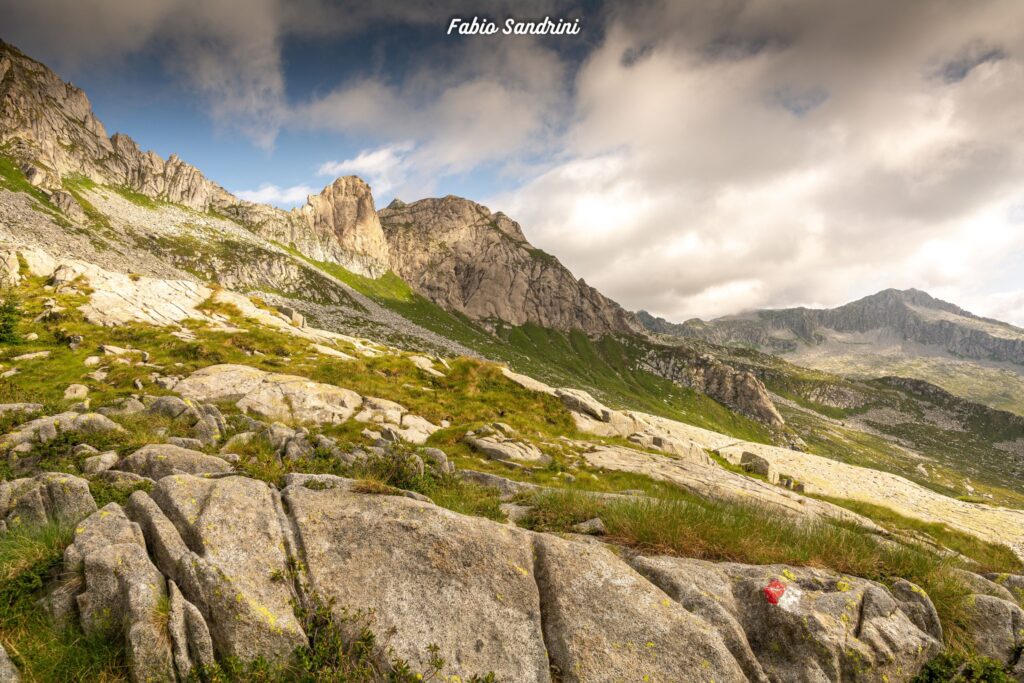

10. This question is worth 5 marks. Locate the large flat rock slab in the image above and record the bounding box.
[581,445,881,531]
[559,387,1024,556]
[532,533,746,682]
[175,364,363,424]
[283,483,551,682]
[716,441,1024,557]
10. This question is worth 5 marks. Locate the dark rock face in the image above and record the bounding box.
[641,346,785,427]
[379,195,642,335]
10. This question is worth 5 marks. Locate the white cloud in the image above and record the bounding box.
[495,0,1024,324]
[974,291,1024,328]
[295,37,570,197]
[318,143,414,196]
[235,183,315,207]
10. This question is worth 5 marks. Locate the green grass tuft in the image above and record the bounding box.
[0,521,129,681]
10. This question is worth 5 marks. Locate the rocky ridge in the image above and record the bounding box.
[642,289,1024,368]
[0,39,231,211]
[0,40,389,278]
[640,346,786,428]
[2,36,648,331]
[379,195,642,335]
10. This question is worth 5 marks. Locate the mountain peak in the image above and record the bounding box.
[294,175,390,277]
[379,193,641,334]
[842,287,978,321]
[639,286,1024,375]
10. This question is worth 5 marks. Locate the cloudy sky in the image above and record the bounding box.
[3,0,1024,325]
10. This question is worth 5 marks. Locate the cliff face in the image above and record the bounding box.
[0,40,112,186]
[0,40,231,210]
[227,177,391,279]
[293,176,390,278]
[0,40,390,277]
[379,195,642,335]
[640,347,785,428]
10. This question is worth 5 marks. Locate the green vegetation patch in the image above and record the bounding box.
[912,652,1014,683]
[0,521,129,681]
[0,155,53,207]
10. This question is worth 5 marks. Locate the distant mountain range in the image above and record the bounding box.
[639,289,1024,414]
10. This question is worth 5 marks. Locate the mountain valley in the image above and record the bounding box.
[1,36,1024,682]
[640,288,1024,416]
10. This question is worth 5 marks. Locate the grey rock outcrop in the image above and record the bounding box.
[284,482,551,680]
[223,176,391,279]
[354,395,440,445]
[175,364,440,442]
[0,642,19,681]
[167,580,216,679]
[60,503,176,682]
[632,556,941,682]
[82,451,119,475]
[642,347,785,428]
[50,189,85,221]
[294,176,390,277]
[20,469,971,682]
[284,480,750,682]
[379,195,642,335]
[985,572,1024,603]
[115,444,233,480]
[533,533,746,682]
[464,424,551,465]
[0,249,19,287]
[132,476,307,662]
[0,472,96,532]
[176,364,363,425]
[0,411,123,452]
[964,593,1024,666]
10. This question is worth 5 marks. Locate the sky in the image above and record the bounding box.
[3,0,1024,326]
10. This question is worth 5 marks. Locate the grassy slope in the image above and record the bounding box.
[0,262,1021,673]
[704,343,1024,508]
[288,250,774,444]
[0,522,128,681]
[291,249,1024,511]
[789,350,1024,416]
